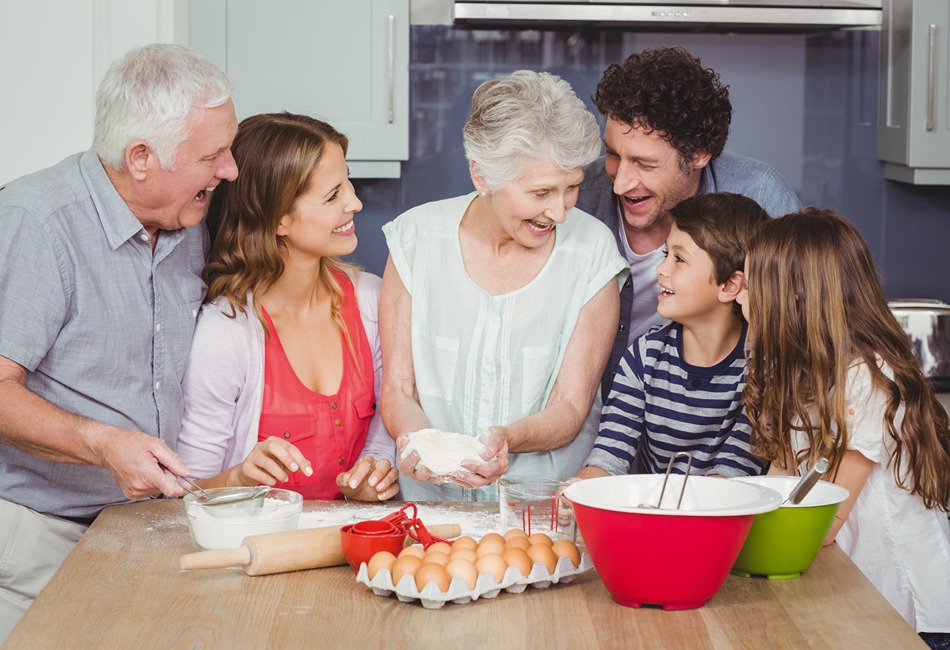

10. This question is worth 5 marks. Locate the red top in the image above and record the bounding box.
[257,271,376,499]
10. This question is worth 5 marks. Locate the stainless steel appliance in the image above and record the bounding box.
[454,0,883,30]
[889,299,950,399]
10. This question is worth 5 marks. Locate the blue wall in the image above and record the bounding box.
[348,26,950,303]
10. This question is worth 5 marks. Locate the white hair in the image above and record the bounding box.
[462,70,601,191]
[93,43,233,171]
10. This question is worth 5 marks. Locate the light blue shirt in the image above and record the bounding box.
[0,150,208,518]
[383,193,627,501]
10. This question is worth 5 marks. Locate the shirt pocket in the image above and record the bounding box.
[352,387,378,421]
[416,333,460,404]
[174,300,204,378]
[521,342,559,412]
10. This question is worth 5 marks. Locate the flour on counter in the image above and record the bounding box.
[297,503,503,540]
[401,428,488,476]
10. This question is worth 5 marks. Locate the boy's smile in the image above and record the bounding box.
[655,224,722,326]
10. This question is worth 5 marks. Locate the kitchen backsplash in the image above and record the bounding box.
[348,25,950,304]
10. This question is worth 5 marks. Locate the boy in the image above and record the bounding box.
[576,192,770,478]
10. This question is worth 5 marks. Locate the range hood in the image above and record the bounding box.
[454,0,883,31]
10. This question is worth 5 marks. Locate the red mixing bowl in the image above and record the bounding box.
[564,475,781,610]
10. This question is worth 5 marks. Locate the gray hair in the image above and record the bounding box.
[462,70,601,191]
[93,43,233,171]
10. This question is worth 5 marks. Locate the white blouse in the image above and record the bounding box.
[792,358,950,633]
[383,192,627,501]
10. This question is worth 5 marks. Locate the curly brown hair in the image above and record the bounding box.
[593,47,732,161]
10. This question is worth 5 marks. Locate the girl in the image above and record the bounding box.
[176,113,398,501]
[738,208,950,648]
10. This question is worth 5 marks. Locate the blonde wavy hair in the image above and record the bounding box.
[203,112,360,357]
[743,208,950,510]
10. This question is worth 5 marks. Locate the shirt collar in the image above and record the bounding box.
[79,149,151,251]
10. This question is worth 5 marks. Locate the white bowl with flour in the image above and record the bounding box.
[183,487,302,550]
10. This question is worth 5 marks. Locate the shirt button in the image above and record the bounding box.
[155,323,161,332]
[283,431,291,439]
[154,381,160,390]
[338,458,345,466]
[331,402,338,409]
[619,324,626,332]
[371,403,377,410]
[691,379,701,388]
[140,234,149,242]
[624,278,632,289]
[334,419,342,426]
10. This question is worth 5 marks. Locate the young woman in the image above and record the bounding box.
[177,113,398,501]
[739,208,950,647]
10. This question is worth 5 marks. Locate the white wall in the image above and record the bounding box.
[0,0,185,184]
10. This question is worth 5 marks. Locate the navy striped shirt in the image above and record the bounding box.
[586,322,767,477]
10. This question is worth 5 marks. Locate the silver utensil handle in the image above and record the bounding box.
[787,458,829,505]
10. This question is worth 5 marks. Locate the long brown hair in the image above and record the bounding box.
[743,208,950,510]
[203,112,359,347]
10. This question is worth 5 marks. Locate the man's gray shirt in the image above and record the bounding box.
[0,151,208,518]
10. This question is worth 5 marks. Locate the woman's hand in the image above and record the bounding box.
[456,426,510,488]
[395,434,437,484]
[227,437,312,487]
[336,456,400,501]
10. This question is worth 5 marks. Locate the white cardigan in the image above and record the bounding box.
[176,271,395,479]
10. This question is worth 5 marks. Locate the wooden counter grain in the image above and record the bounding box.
[5,500,924,649]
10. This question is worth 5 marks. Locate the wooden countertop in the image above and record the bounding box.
[6,500,924,649]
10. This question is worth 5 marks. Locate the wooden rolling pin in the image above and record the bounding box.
[179,522,461,576]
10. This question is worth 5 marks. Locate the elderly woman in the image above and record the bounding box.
[380,71,628,501]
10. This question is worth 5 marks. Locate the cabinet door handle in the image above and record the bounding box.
[387,14,395,124]
[927,24,936,132]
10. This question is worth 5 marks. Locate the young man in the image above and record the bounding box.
[576,193,770,478]
[0,44,238,640]
[577,47,802,398]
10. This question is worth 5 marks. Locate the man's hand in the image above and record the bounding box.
[85,424,190,499]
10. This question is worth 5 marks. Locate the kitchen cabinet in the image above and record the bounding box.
[878,0,950,184]
[189,0,409,178]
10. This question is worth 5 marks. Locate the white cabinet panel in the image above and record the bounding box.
[189,0,410,178]
[878,0,950,184]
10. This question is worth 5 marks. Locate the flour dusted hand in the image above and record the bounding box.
[400,428,488,477]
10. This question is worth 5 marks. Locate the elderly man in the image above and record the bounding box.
[0,43,238,639]
[577,47,802,398]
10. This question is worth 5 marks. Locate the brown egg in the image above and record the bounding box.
[450,548,478,564]
[398,544,426,560]
[551,539,582,568]
[526,543,558,573]
[476,536,506,557]
[415,562,452,592]
[504,536,531,552]
[528,532,554,547]
[451,536,478,552]
[474,553,507,582]
[391,555,423,586]
[501,547,533,577]
[478,532,505,546]
[367,551,397,580]
[425,541,452,556]
[503,528,529,541]
[424,551,450,567]
[446,558,478,590]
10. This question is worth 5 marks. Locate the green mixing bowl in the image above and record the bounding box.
[729,476,849,580]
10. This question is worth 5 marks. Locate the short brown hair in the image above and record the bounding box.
[669,192,768,285]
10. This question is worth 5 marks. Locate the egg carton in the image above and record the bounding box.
[354,553,594,610]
